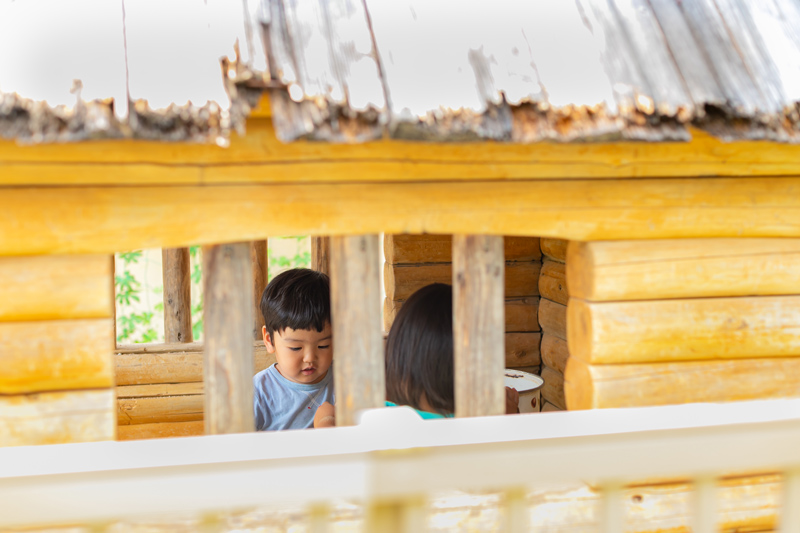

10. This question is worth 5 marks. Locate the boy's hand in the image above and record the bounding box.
[314,401,336,428]
[505,387,520,414]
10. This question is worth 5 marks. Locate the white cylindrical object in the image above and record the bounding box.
[504,369,544,413]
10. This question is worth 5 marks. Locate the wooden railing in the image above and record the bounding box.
[2,398,800,531]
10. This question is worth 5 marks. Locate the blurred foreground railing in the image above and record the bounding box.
[2,399,800,532]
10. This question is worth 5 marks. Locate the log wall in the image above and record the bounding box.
[383,235,542,374]
[538,239,569,412]
[0,254,116,447]
[564,239,800,410]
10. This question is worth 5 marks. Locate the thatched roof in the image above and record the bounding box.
[3,0,800,144]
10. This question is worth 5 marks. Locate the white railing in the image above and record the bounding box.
[2,399,800,532]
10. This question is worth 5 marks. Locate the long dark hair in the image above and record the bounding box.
[385,283,454,415]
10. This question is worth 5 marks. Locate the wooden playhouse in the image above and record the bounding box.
[3,0,800,531]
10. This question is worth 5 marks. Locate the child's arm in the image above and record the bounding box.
[314,401,336,428]
[505,387,520,414]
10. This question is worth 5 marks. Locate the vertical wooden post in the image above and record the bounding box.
[162,247,193,343]
[452,235,505,417]
[111,255,117,347]
[202,243,254,434]
[312,236,331,276]
[251,240,269,340]
[330,235,383,427]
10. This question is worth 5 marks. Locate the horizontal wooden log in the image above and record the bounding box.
[117,421,205,441]
[385,261,540,301]
[7,177,800,255]
[541,366,566,411]
[538,299,566,340]
[5,120,800,185]
[0,389,115,446]
[504,332,542,368]
[538,260,568,305]
[384,297,539,333]
[567,239,800,302]
[0,255,112,321]
[541,401,563,412]
[568,296,800,364]
[541,334,569,375]
[116,382,204,399]
[117,390,204,426]
[384,234,541,264]
[0,319,113,394]
[565,356,800,409]
[540,239,567,262]
[115,341,273,386]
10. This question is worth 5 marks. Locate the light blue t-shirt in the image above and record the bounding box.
[253,363,335,431]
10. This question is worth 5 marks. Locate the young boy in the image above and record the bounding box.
[253,268,334,431]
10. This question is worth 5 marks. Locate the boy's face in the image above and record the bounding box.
[263,322,333,384]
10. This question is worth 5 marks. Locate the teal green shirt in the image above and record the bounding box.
[385,401,454,419]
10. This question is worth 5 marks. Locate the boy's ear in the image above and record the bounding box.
[262,326,276,353]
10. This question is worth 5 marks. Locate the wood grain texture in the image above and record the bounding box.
[567,239,800,302]
[311,236,330,276]
[385,261,540,301]
[541,334,569,375]
[384,234,541,264]
[202,243,254,434]
[539,260,568,305]
[0,255,111,321]
[568,296,800,364]
[538,299,567,340]
[540,366,566,411]
[384,297,539,333]
[541,401,563,412]
[7,177,800,256]
[0,389,115,446]
[117,420,204,441]
[541,239,568,263]
[251,240,268,340]
[453,235,505,418]
[0,319,113,394]
[504,333,542,368]
[118,392,204,425]
[116,342,273,386]
[565,355,800,410]
[330,235,384,427]
[162,248,192,343]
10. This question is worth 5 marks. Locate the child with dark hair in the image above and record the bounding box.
[253,268,334,431]
[314,282,518,427]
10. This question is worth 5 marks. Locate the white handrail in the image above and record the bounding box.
[2,399,800,528]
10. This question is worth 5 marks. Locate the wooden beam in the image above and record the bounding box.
[202,243,254,434]
[162,248,192,343]
[567,239,800,302]
[117,420,204,441]
[251,240,269,340]
[5,120,800,185]
[385,261,540,301]
[565,356,800,410]
[330,235,384,426]
[384,297,539,333]
[0,255,111,321]
[541,239,568,263]
[385,235,541,264]
[539,260,568,305]
[541,366,566,410]
[117,383,204,425]
[568,296,800,364]
[541,334,570,375]
[311,236,330,276]
[6,178,800,255]
[538,299,567,340]
[453,235,505,417]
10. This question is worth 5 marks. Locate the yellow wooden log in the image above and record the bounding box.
[539,260,568,305]
[567,238,800,302]
[568,296,800,364]
[384,297,539,333]
[5,121,800,185]
[115,342,274,386]
[6,177,800,255]
[117,420,204,441]
[0,389,115,446]
[541,334,569,375]
[384,234,541,264]
[0,255,111,321]
[540,366,566,410]
[0,319,113,394]
[538,299,567,340]
[385,261,540,301]
[540,239,568,263]
[564,356,800,409]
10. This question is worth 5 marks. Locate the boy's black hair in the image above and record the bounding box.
[385,283,454,415]
[260,268,331,339]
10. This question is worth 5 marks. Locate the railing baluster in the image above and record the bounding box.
[692,475,717,533]
[504,488,528,533]
[162,247,192,343]
[312,236,331,276]
[365,498,425,533]
[250,240,268,340]
[307,503,330,533]
[780,468,800,533]
[600,482,624,533]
